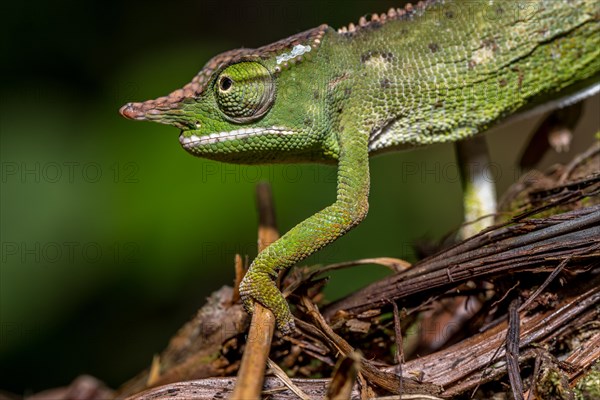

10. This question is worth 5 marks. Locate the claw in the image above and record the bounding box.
[278,318,295,335]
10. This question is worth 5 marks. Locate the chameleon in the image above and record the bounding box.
[120,0,600,334]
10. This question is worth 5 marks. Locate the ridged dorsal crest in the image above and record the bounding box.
[337,1,434,35]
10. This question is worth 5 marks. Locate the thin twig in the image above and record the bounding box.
[469,339,505,399]
[559,141,600,183]
[230,183,279,400]
[526,350,543,400]
[506,299,524,400]
[489,280,520,311]
[518,255,571,313]
[316,257,412,275]
[374,396,444,400]
[325,352,361,400]
[231,254,244,304]
[267,359,312,400]
[146,355,161,387]
[392,301,404,395]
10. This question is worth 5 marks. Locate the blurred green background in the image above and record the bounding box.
[1,0,598,393]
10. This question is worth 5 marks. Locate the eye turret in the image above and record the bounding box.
[214,62,275,123]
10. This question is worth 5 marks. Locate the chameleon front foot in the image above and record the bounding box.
[239,270,295,335]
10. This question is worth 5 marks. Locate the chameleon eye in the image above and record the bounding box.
[214,62,275,123]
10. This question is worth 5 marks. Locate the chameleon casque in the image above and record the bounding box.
[120,0,600,333]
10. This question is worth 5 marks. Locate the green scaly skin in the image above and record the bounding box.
[120,0,600,333]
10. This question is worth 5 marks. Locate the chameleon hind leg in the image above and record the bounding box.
[455,135,497,239]
[239,126,371,334]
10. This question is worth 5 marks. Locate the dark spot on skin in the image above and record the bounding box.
[360,51,373,64]
[380,78,392,88]
[511,66,524,90]
[304,117,313,126]
[499,78,508,87]
[468,60,477,69]
[328,72,349,89]
[445,10,454,19]
[496,6,504,15]
[482,37,499,52]
[434,100,444,108]
[344,87,352,97]
[360,50,395,64]
[428,43,440,53]
[313,91,320,100]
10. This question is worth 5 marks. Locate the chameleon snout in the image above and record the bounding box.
[119,102,147,120]
[119,99,200,131]
[119,87,191,122]
[119,101,176,121]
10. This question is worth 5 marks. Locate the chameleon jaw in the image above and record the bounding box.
[179,126,296,149]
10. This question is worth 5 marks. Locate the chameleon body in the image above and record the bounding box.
[120,0,600,333]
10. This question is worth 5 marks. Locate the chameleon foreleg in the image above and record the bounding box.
[239,126,370,333]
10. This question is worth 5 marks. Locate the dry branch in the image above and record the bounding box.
[126,272,600,399]
[87,144,600,400]
[230,183,280,399]
[323,205,599,319]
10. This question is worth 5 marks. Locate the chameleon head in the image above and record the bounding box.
[120,27,332,164]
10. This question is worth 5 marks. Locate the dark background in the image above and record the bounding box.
[1,0,598,394]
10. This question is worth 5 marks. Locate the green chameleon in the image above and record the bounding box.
[120,0,600,333]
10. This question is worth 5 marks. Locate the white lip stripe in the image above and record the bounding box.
[179,126,295,148]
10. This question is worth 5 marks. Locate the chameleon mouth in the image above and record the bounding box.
[179,126,296,148]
